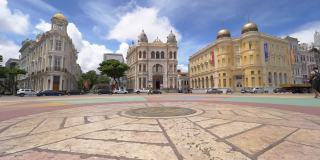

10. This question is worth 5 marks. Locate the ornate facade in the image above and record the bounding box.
[18,13,81,91]
[126,30,178,90]
[189,22,292,91]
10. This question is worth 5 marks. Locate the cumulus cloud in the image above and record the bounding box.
[107,7,181,42]
[34,20,112,72]
[288,21,320,44]
[0,38,20,65]
[177,64,188,72]
[0,0,30,35]
[116,42,129,61]
[34,19,51,33]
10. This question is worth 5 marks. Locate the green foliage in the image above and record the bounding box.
[97,75,110,84]
[98,60,129,85]
[77,70,111,90]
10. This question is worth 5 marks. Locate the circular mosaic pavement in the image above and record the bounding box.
[124,107,197,118]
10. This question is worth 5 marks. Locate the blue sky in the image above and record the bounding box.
[1,0,320,72]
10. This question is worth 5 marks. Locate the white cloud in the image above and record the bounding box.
[0,38,20,65]
[33,20,113,72]
[34,19,51,33]
[0,0,30,35]
[67,23,113,72]
[116,42,129,61]
[177,64,188,72]
[288,21,320,44]
[107,7,181,42]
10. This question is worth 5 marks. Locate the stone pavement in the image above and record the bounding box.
[0,99,320,160]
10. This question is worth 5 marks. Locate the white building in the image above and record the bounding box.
[314,31,320,48]
[18,13,81,91]
[299,43,317,84]
[126,30,178,90]
[103,53,124,63]
[285,36,303,84]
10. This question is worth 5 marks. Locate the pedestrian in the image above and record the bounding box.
[310,67,320,98]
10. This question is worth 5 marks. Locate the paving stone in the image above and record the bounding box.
[0,118,44,140]
[111,123,162,132]
[286,129,320,148]
[87,116,106,123]
[80,130,168,144]
[0,117,135,155]
[64,117,85,127]
[159,118,250,160]
[227,125,296,155]
[196,118,232,128]
[129,119,158,124]
[31,118,64,134]
[0,150,115,160]
[258,141,320,160]
[208,122,261,138]
[40,138,178,160]
[187,116,212,122]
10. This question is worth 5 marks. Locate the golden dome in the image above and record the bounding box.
[241,22,258,34]
[217,29,231,39]
[52,13,67,21]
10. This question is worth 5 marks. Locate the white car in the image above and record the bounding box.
[113,89,128,94]
[251,88,268,93]
[134,88,150,94]
[17,89,37,97]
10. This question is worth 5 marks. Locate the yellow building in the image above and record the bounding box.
[189,22,292,91]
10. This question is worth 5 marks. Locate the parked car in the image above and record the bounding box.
[151,90,162,94]
[66,90,84,95]
[207,88,223,94]
[241,87,252,93]
[113,89,128,94]
[135,88,150,94]
[17,89,37,97]
[97,88,113,95]
[273,88,291,93]
[217,88,233,94]
[251,88,268,93]
[36,90,63,96]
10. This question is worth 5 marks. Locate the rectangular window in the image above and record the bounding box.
[54,56,61,71]
[143,64,146,72]
[55,40,62,51]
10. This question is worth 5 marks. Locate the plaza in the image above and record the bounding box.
[0,93,319,160]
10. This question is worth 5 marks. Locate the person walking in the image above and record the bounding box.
[310,67,320,98]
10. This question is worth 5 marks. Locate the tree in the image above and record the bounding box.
[98,59,129,88]
[0,67,26,95]
[78,70,98,90]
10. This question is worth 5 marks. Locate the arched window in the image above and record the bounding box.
[143,51,146,59]
[169,51,173,59]
[153,64,163,73]
[174,52,177,59]
[161,51,165,59]
[156,51,160,59]
[139,51,142,58]
[151,51,155,59]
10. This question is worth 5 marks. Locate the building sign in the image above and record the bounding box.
[211,49,215,66]
[264,43,269,62]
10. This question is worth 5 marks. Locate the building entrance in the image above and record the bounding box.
[152,75,163,89]
[53,76,60,91]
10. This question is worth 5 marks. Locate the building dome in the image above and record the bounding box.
[52,13,67,21]
[241,22,258,34]
[217,29,231,39]
[167,30,177,43]
[138,30,148,43]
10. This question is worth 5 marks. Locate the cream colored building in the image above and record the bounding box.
[126,30,178,90]
[18,13,81,91]
[189,22,292,91]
